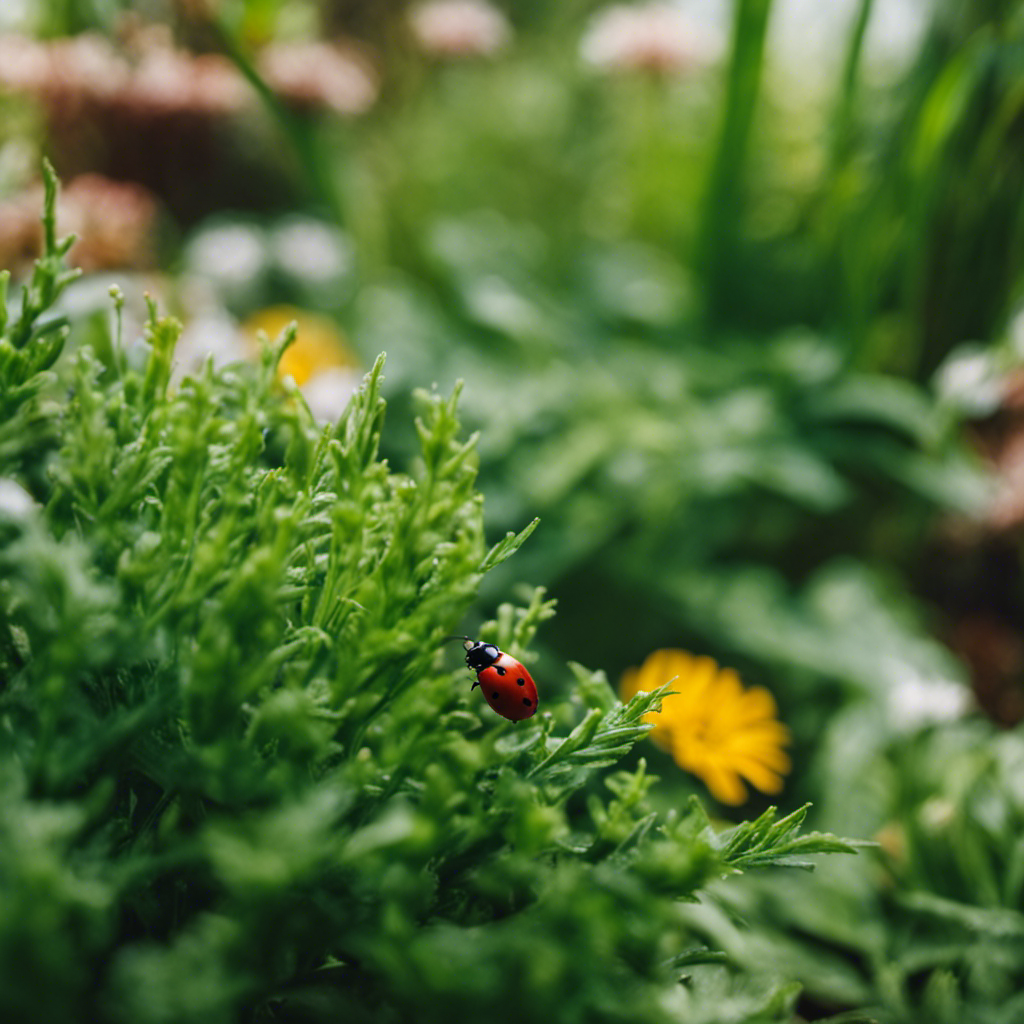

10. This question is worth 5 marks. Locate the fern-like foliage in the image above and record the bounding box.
[719,804,867,871]
[0,170,859,1024]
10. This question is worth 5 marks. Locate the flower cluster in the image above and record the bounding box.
[257,40,378,115]
[0,30,377,121]
[0,31,245,118]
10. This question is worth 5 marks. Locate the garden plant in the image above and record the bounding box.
[2,0,1024,1021]
[0,169,857,1024]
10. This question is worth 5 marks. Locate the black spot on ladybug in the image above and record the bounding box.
[492,691,500,699]
[517,677,525,685]
[522,698,532,706]
[495,666,506,676]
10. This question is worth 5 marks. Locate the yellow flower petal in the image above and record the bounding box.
[691,754,748,806]
[667,654,718,712]
[643,650,694,698]
[709,666,744,708]
[243,305,357,387]
[619,666,640,702]
[730,685,779,723]
[728,753,786,794]
[722,719,791,746]
[620,648,791,805]
[728,743,793,775]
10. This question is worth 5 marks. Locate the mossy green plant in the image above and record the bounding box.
[0,166,858,1024]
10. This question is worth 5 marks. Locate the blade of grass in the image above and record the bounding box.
[695,0,775,329]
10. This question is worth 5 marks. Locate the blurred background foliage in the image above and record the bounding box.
[3,0,1024,1020]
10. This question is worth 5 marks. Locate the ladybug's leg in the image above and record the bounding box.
[470,680,479,690]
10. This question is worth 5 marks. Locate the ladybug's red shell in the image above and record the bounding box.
[477,652,538,722]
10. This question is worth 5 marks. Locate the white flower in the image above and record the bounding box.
[270,218,353,286]
[184,222,268,301]
[934,345,1003,417]
[887,670,972,733]
[299,367,362,424]
[173,311,250,382]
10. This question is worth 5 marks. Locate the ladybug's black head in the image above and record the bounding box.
[445,635,502,672]
[461,638,500,672]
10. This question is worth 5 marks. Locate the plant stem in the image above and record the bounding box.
[829,0,876,173]
[695,0,775,331]
[215,17,347,227]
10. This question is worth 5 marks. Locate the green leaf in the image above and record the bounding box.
[526,683,671,796]
[896,892,1024,938]
[720,805,864,871]
[479,516,540,573]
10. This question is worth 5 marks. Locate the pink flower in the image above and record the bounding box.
[59,174,159,270]
[258,41,378,116]
[0,32,131,105]
[0,34,57,93]
[0,174,158,274]
[0,31,245,117]
[131,46,247,115]
[581,3,719,75]
[409,1,511,58]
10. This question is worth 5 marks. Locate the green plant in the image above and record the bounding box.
[684,714,1024,1024]
[0,168,859,1024]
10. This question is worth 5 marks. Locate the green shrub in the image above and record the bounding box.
[0,167,856,1024]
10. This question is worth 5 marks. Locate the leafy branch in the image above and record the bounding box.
[526,683,671,796]
[718,804,866,871]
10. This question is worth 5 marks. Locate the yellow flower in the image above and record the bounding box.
[242,305,357,387]
[620,649,791,806]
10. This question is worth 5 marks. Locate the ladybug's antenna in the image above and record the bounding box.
[443,635,472,643]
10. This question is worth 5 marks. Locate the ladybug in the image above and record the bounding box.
[449,636,538,722]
